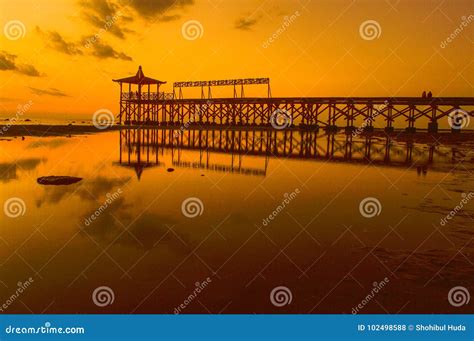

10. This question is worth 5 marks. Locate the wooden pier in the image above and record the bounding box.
[113,67,474,133]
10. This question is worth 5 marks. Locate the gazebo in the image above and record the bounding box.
[113,66,166,124]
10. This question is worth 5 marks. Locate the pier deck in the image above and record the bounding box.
[114,67,474,133]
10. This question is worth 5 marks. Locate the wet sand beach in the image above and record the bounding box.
[1,127,473,313]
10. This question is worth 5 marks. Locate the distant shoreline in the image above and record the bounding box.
[1,124,474,143]
[0,124,121,137]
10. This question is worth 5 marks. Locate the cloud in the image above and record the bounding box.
[79,0,131,39]
[28,87,68,97]
[234,16,259,31]
[0,51,16,70]
[16,64,41,77]
[77,0,194,41]
[78,0,195,39]
[127,0,194,20]
[36,27,132,61]
[0,51,43,77]
[160,14,181,22]
[89,40,132,61]
[83,13,127,39]
[36,27,83,55]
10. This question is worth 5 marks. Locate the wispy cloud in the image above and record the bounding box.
[0,51,42,77]
[126,0,194,20]
[77,0,192,41]
[0,51,15,69]
[28,87,68,97]
[36,27,83,55]
[234,16,259,31]
[16,64,42,77]
[79,0,132,39]
[82,0,195,26]
[36,0,195,65]
[88,40,133,61]
[36,27,132,61]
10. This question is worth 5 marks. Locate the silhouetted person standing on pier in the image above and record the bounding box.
[422,91,426,98]
[427,91,432,99]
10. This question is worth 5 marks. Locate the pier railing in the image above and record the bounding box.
[121,92,174,100]
[117,95,474,132]
[114,68,473,131]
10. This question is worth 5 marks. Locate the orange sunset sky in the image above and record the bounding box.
[0,0,473,119]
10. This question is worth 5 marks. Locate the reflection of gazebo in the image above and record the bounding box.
[115,129,163,180]
[115,161,160,181]
[113,66,166,124]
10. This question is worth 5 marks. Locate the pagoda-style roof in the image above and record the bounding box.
[113,66,166,85]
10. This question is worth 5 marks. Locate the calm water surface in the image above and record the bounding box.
[0,129,473,313]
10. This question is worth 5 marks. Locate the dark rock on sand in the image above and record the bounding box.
[167,168,175,172]
[37,176,82,185]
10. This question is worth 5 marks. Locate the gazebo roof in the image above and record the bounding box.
[113,66,166,85]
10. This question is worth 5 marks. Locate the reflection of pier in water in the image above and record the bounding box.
[117,128,469,179]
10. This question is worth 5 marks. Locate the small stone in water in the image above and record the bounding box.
[37,176,82,185]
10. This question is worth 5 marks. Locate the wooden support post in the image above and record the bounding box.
[128,83,131,124]
[119,82,123,125]
[406,105,416,133]
[385,103,394,133]
[428,105,438,133]
[138,84,142,124]
[147,84,150,123]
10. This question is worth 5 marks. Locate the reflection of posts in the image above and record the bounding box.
[116,129,161,180]
[117,128,449,178]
